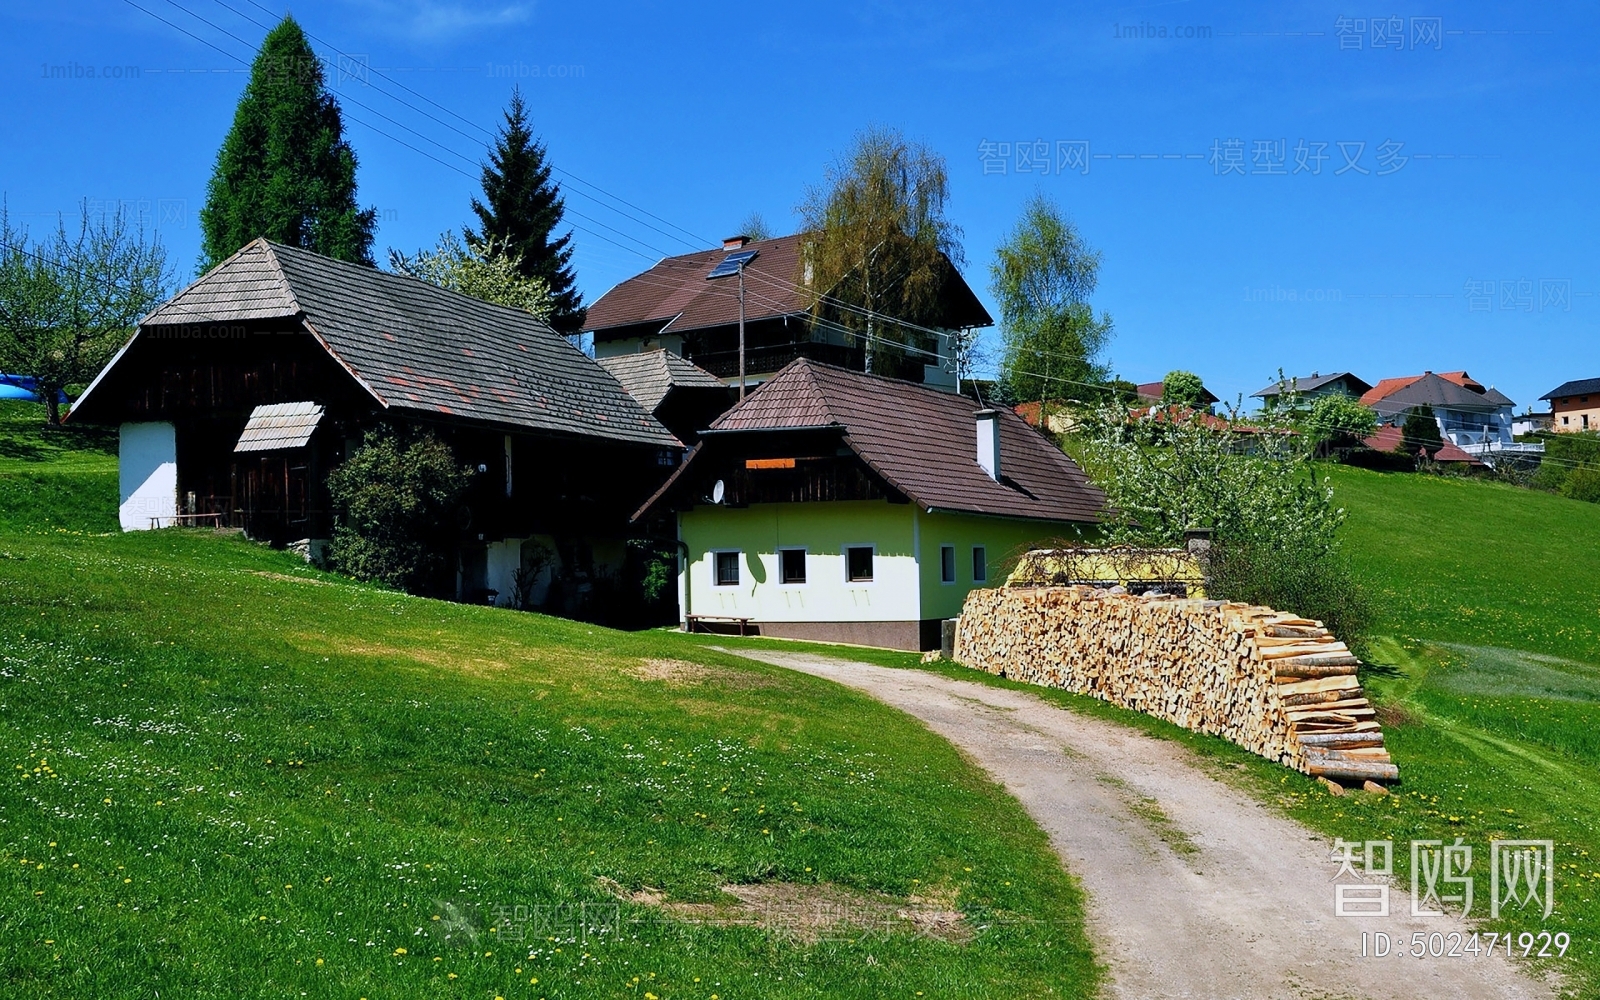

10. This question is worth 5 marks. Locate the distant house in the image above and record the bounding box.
[1134,379,1219,408]
[1359,371,1519,459]
[597,349,735,446]
[583,234,992,392]
[1512,411,1555,437]
[1251,371,1372,407]
[636,359,1105,651]
[1539,378,1600,433]
[69,238,682,606]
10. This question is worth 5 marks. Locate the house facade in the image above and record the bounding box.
[1540,379,1600,433]
[637,359,1105,650]
[582,234,992,393]
[1251,371,1373,408]
[70,239,683,608]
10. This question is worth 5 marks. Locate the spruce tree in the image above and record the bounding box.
[199,17,376,269]
[468,88,584,333]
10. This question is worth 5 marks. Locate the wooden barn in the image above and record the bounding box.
[69,238,684,606]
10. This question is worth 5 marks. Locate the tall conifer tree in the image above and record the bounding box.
[199,17,376,269]
[468,88,584,333]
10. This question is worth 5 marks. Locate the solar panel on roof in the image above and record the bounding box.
[706,249,758,279]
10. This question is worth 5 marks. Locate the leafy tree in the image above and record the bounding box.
[992,195,1113,405]
[199,16,376,269]
[1072,403,1369,639]
[326,427,471,594]
[736,212,774,242]
[1400,405,1443,456]
[467,88,583,333]
[798,126,963,378]
[0,204,170,425]
[1303,393,1377,455]
[1160,370,1208,410]
[388,232,553,320]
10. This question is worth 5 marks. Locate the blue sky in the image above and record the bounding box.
[3,1,1593,409]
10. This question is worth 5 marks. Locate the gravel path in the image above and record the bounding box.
[734,650,1554,1000]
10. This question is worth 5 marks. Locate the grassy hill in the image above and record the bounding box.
[0,402,1097,999]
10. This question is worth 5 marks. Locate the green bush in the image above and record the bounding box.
[325,426,471,593]
[1538,432,1600,492]
[1561,465,1600,504]
[1206,540,1373,644]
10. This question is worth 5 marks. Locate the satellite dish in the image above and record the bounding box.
[711,479,726,504]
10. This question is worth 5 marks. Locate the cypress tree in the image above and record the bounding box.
[199,17,377,269]
[467,88,584,333]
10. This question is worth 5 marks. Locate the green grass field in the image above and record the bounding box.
[0,402,1098,999]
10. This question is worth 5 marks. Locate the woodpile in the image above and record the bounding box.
[952,586,1398,784]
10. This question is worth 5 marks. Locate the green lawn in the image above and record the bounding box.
[0,402,1098,999]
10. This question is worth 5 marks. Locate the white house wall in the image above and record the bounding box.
[118,421,177,531]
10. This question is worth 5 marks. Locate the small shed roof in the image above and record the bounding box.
[235,402,325,453]
[597,349,727,414]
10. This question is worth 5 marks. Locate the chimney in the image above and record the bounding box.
[722,235,750,250]
[975,409,1001,481]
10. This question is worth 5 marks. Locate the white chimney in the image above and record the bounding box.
[975,409,1001,481]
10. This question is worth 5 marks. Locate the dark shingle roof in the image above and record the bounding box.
[1361,371,1513,416]
[1251,372,1372,398]
[1541,378,1600,401]
[117,240,677,448]
[596,349,727,414]
[583,233,993,337]
[644,359,1103,523]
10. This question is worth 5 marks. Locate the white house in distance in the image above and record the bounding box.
[1360,371,1525,460]
[635,358,1105,650]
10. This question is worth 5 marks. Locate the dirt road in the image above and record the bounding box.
[735,650,1554,1000]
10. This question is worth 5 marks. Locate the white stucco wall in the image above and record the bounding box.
[118,421,177,531]
[679,501,922,623]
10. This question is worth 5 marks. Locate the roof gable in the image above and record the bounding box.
[1252,371,1372,398]
[686,359,1103,523]
[1361,371,1513,413]
[1541,377,1600,400]
[584,233,993,337]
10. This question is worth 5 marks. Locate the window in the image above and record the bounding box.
[940,544,956,584]
[972,546,988,583]
[1563,416,1571,425]
[780,548,807,585]
[846,545,874,583]
[714,551,740,587]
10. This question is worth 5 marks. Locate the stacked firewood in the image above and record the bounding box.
[953,585,1398,784]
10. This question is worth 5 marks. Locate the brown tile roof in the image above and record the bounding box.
[583,233,993,337]
[596,349,727,414]
[641,359,1104,523]
[88,239,678,448]
[1362,424,1488,466]
[1135,380,1220,406]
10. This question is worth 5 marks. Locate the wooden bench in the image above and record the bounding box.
[149,513,225,529]
[684,614,753,636]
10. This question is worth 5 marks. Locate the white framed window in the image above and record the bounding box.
[844,545,874,583]
[779,547,807,585]
[713,550,740,587]
[972,546,988,583]
[940,544,956,584]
